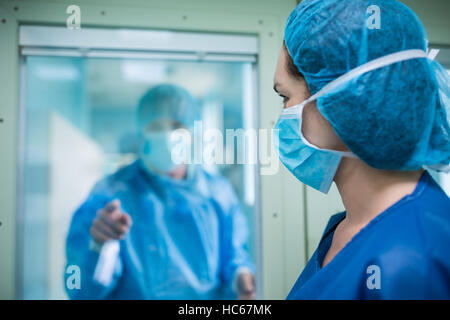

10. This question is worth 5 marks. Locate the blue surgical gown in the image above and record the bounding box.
[287,171,450,299]
[65,160,254,299]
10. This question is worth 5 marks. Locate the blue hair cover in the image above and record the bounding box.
[284,0,450,170]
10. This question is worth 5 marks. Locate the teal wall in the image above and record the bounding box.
[401,0,450,45]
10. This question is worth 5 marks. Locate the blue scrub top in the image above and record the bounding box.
[287,171,450,299]
[65,160,254,300]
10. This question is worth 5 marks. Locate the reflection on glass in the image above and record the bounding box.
[21,56,258,299]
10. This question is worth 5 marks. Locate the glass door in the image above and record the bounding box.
[17,26,260,299]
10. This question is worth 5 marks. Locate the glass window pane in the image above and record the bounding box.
[20,54,258,299]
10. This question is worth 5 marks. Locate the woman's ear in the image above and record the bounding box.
[302,103,349,152]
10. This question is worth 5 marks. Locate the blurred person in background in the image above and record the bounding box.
[65,84,255,300]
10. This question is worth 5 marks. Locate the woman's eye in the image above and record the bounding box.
[279,94,289,103]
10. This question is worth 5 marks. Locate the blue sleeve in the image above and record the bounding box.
[64,191,124,300]
[216,180,255,292]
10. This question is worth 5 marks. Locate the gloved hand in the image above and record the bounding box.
[90,199,132,244]
[237,272,256,300]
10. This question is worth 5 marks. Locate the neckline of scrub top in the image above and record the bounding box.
[314,170,429,273]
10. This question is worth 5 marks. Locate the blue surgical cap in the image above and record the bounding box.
[285,0,450,170]
[137,84,198,131]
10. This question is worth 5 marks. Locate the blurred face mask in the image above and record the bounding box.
[275,49,432,193]
[140,131,178,173]
[274,102,356,193]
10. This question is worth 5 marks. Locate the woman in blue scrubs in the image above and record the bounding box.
[273,0,450,299]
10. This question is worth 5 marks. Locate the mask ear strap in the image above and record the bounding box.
[296,103,358,158]
[294,49,430,159]
[281,102,304,116]
[427,49,439,60]
[308,49,428,103]
[299,131,358,158]
[280,50,430,159]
